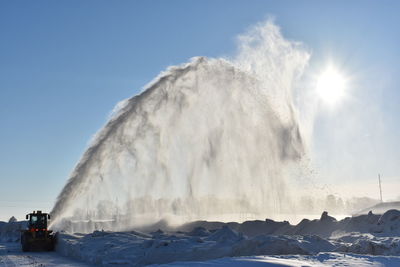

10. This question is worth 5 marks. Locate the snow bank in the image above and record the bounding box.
[232,235,335,256]
[53,209,400,266]
[179,209,399,238]
[56,230,336,266]
[0,221,26,242]
[56,227,400,266]
[336,233,400,256]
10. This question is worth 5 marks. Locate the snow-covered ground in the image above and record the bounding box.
[2,210,400,266]
[155,253,400,266]
[2,241,400,267]
[0,242,93,267]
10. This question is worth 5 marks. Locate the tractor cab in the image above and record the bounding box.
[26,210,50,231]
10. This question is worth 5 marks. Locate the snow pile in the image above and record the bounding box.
[53,210,400,266]
[183,210,400,239]
[56,229,336,266]
[335,231,400,256]
[0,221,26,242]
[373,209,400,235]
[232,235,335,256]
[179,211,380,238]
[338,235,400,255]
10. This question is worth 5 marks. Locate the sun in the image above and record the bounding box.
[316,66,347,105]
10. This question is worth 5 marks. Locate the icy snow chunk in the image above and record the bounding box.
[187,227,210,237]
[232,235,309,256]
[372,209,400,235]
[320,211,336,222]
[151,229,166,239]
[91,230,110,237]
[205,226,243,243]
[343,238,400,255]
[378,209,400,224]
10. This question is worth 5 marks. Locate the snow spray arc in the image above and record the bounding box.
[51,21,310,230]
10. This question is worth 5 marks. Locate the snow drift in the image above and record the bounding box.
[51,21,310,229]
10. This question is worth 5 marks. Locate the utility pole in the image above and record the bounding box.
[378,174,383,203]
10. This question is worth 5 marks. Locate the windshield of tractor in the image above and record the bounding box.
[29,215,47,229]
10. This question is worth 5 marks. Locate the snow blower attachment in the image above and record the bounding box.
[21,210,55,251]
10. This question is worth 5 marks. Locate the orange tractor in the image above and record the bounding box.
[21,210,55,251]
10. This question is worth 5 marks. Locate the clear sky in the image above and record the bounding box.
[1,0,400,221]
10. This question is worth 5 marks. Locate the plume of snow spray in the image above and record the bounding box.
[50,21,310,231]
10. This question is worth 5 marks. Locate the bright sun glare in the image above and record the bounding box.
[316,66,346,105]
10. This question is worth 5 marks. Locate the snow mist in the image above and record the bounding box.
[51,21,310,231]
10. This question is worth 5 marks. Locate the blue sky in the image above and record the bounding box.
[1,0,400,221]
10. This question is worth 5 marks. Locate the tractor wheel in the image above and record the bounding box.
[21,235,30,252]
[47,240,55,251]
[22,243,30,252]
